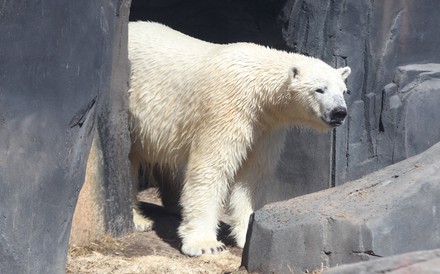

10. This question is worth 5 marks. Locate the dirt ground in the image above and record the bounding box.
[66,188,248,274]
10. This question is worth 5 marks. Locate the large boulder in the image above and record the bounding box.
[242,141,440,273]
[377,63,440,167]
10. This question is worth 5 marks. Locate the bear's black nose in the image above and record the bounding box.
[330,107,347,122]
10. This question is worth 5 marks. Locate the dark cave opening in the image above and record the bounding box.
[129,0,289,50]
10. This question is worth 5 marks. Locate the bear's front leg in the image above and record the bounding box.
[178,164,229,256]
[229,128,287,248]
[177,135,250,256]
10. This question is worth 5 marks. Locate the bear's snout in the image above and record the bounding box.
[329,106,347,125]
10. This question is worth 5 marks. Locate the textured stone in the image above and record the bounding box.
[0,1,131,273]
[324,249,440,274]
[279,0,440,187]
[242,141,440,273]
[377,64,440,167]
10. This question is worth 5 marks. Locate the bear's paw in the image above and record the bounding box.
[133,208,153,231]
[181,239,226,256]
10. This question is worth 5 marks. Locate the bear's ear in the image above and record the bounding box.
[289,66,300,80]
[338,66,351,80]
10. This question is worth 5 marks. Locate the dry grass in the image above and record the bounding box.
[67,231,243,274]
[67,248,242,274]
[67,189,244,274]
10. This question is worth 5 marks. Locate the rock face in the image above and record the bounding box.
[324,249,440,274]
[242,141,440,273]
[0,1,132,273]
[377,64,440,167]
[280,0,440,189]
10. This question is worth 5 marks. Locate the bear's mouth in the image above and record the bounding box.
[321,117,345,128]
[321,106,347,128]
[329,120,343,127]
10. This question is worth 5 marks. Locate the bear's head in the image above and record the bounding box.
[285,61,351,131]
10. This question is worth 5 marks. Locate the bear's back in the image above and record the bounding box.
[128,22,216,166]
[129,22,214,67]
[127,21,316,167]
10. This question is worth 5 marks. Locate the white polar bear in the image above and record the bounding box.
[128,21,350,256]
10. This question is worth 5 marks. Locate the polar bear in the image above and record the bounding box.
[128,21,350,256]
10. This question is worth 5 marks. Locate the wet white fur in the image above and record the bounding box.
[128,21,350,256]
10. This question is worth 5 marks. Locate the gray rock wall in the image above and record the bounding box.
[278,0,440,194]
[0,1,132,273]
[378,64,440,167]
[281,0,440,187]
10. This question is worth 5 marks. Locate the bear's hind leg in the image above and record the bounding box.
[129,151,154,231]
[153,164,182,215]
[132,206,153,231]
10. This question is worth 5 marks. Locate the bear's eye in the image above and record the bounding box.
[315,88,324,94]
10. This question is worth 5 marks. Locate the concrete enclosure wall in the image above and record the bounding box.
[0,1,132,273]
